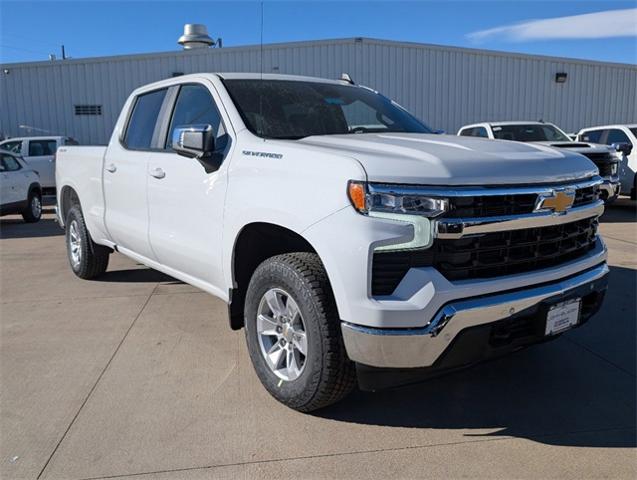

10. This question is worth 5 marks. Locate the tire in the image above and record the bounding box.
[65,206,110,279]
[244,252,356,412]
[21,189,42,223]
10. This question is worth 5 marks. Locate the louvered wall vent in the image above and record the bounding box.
[74,105,102,115]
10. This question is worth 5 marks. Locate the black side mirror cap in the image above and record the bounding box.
[612,142,633,156]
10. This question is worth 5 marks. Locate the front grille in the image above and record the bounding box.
[447,194,537,218]
[372,217,598,295]
[582,152,616,177]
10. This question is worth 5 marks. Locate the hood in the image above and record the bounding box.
[297,133,598,185]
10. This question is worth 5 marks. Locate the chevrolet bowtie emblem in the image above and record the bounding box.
[535,189,575,213]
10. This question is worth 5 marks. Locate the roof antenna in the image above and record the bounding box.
[341,73,355,85]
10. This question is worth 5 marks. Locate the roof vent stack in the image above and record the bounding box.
[178,24,215,50]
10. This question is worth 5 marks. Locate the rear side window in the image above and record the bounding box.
[580,130,603,143]
[460,127,488,138]
[606,129,631,145]
[1,154,22,171]
[28,139,57,156]
[166,84,224,149]
[1,141,22,153]
[124,89,167,149]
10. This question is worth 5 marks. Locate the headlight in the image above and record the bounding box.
[347,181,448,252]
[347,181,449,217]
[611,163,618,175]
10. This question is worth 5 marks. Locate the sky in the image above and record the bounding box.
[0,0,636,65]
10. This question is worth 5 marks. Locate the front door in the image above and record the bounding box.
[0,154,22,205]
[24,139,57,188]
[147,82,231,289]
[103,87,168,260]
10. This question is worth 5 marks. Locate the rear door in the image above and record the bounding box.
[103,87,168,260]
[0,153,26,206]
[146,81,232,288]
[24,139,57,188]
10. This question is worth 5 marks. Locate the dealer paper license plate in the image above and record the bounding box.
[545,299,581,336]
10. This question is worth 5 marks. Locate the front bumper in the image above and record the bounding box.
[599,177,621,202]
[341,262,609,369]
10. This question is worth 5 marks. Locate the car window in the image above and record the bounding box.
[64,137,79,146]
[580,129,603,143]
[493,124,570,142]
[1,154,22,171]
[124,88,168,149]
[461,127,488,138]
[606,129,631,145]
[28,139,57,156]
[1,141,22,153]
[166,84,225,150]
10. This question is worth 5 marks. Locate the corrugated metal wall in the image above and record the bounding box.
[1,38,635,144]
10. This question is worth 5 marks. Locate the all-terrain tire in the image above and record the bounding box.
[244,252,356,412]
[65,206,110,279]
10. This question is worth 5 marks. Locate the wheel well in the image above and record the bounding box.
[28,183,41,196]
[60,186,80,223]
[229,223,316,330]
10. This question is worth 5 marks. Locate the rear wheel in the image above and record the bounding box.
[21,189,42,223]
[244,252,356,412]
[65,206,110,279]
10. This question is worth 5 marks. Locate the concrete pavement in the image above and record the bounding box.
[1,202,635,480]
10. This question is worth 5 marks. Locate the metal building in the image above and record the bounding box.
[1,36,636,144]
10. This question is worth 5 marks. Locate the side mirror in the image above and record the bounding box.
[612,142,633,156]
[172,124,221,173]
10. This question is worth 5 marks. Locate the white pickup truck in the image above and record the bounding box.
[56,73,609,412]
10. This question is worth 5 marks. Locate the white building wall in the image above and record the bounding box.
[1,38,635,144]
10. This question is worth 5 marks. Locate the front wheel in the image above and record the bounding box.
[244,252,356,412]
[65,206,110,279]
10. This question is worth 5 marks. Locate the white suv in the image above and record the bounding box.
[577,125,636,199]
[0,136,78,195]
[0,150,42,222]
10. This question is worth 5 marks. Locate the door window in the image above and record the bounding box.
[606,129,631,145]
[1,141,22,153]
[166,84,225,149]
[124,88,168,149]
[28,140,57,156]
[460,127,488,137]
[1,154,22,171]
[580,130,603,143]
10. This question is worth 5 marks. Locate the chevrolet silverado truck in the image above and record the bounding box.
[458,121,621,202]
[56,73,609,412]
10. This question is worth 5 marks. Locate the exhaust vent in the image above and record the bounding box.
[178,24,214,49]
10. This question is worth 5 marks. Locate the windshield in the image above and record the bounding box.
[492,124,571,142]
[223,79,432,139]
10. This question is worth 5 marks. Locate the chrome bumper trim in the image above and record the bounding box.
[435,200,603,239]
[342,262,609,368]
[598,178,621,201]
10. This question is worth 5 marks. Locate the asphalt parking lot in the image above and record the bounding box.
[1,200,635,480]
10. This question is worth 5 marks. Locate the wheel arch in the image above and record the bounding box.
[59,185,82,224]
[229,222,329,330]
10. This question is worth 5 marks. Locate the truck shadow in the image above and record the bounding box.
[599,199,636,224]
[317,265,636,448]
[0,217,63,239]
[96,268,183,284]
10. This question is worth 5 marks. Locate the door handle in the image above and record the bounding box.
[149,167,165,179]
[105,164,117,173]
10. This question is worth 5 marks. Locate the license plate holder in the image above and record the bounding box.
[545,298,581,336]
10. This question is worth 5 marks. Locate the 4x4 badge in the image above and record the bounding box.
[535,189,576,213]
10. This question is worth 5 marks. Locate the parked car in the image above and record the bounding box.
[577,125,636,199]
[457,121,621,202]
[0,136,78,196]
[56,74,609,411]
[0,149,42,222]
